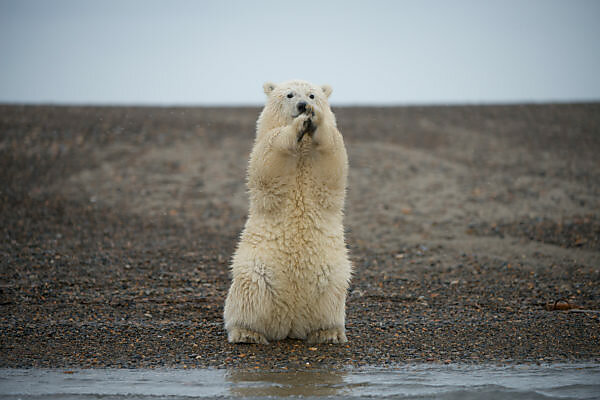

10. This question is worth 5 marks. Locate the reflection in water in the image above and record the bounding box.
[0,364,598,399]
[226,369,351,397]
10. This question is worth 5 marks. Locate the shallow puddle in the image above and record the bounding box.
[1,363,599,399]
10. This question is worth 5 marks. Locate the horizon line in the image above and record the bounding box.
[2,99,599,108]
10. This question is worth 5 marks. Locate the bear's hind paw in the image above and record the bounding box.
[228,327,269,344]
[307,327,347,344]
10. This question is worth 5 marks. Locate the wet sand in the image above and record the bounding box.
[1,104,599,369]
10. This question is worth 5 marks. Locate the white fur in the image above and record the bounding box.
[224,80,351,344]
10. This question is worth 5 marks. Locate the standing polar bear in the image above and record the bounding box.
[224,80,352,344]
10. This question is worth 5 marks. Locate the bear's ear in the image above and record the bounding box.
[263,82,277,95]
[321,84,333,98]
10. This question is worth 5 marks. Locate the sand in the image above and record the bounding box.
[1,104,598,368]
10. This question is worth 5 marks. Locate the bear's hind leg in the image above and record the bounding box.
[303,273,349,344]
[224,260,288,343]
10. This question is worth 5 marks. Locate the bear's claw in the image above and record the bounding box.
[297,105,317,142]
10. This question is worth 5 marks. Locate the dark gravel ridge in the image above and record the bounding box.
[1,104,599,369]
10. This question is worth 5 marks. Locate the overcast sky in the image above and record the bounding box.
[1,0,599,105]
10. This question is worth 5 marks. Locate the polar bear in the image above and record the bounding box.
[223,79,352,344]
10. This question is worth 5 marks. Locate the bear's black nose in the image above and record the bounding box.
[297,101,307,113]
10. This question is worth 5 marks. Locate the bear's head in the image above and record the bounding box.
[257,80,334,133]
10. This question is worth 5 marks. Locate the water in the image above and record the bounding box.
[1,364,598,399]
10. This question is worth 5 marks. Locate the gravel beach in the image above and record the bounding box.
[1,104,599,369]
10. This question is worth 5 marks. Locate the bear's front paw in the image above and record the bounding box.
[307,104,322,127]
[296,105,319,142]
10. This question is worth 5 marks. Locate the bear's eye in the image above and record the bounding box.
[287,93,294,99]
[309,94,315,99]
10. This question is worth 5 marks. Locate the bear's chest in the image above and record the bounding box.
[285,157,339,216]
